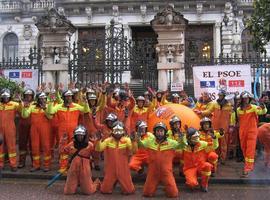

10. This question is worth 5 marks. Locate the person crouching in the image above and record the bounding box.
[60,125,100,195]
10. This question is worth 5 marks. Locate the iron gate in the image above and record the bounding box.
[69,20,158,89]
[0,46,43,84]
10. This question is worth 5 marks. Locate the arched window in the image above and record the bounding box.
[3,33,18,61]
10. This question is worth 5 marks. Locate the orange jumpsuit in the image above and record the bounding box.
[130,102,155,131]
[129,132,154,172]
[48,102,90,171]
[139,137,182,198]
[50,103,60,155]
[22,105,52,169]
[237,104,267,172]
[95,136,135,194]
[193,101,213,118]
[258,123,270,168]
[0,101,19,169]
[203,101,232,161]
[49,92,63,156]
[199,131,222,172]
[167,130,184,170]
[107,96,135,134]
[182,141,213,189]
[18,115,31,165]
[81,96,106,167]
[60,141,99,195]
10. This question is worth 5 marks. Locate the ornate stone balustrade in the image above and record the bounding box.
[0,0,55,13]
[0,1,22,13]
[238,0,254,6]
[31,0,55,10]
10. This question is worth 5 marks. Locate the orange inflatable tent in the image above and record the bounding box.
[148,104,200,132]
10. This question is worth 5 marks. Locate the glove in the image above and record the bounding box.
[219,128,225,136]
[208,128,216,139]
[130,131,136,141]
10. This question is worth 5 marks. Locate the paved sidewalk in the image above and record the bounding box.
[1,155,270,184]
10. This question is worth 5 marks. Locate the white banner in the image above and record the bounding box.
[193,65,252,99]
[171,82,183,92]
[1,69,39,90]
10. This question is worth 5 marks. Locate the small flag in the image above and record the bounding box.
[9,72,20,78]
[200,81,215,88]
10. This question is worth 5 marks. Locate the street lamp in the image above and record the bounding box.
[220,13,229,58]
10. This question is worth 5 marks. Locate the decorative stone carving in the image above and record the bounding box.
[151,4,188,27]
[196,3,203,15]
[98,7,104,13]
[73,8,80,15]
[14,16,21,22]
[112,5,119,18]
[225,2,233,13]
[35,8,76,33]
[23,24,32,40]
[128,6,134,12]
[85,7,92,24]
[210,4,215,9]
[184,4,189,10]
[175,44,184,56]
[58,7,65,16]
[32,16,37,23]
[153,5,159,12]
[140,5,147,21]
[151,5,187,90]
[156,44,184,60]
[7,25,12,32]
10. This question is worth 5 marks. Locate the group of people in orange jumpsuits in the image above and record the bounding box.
[0,81,269,197]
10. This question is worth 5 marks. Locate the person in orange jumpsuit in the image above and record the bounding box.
[48,88,63,159]
[167,115,185,176]
[93,113,118,139]
[155,90,168,108]
[197,89,232,163]
[171,93,181,104]
[129,120,154,174]
[95,121,135,195]
[199,117,223,175]
[182,127,213,192]
[81,91,106,171]
[130,96,155,131]
[18,89,35,168]
[194,92,213,118]
[107,89,135,134]
[60,125,100,195]
[143,91,152,108]
[48,89,90,172]
[0,89,20,171]
[258,123,270,168]
[237,91,267,177]
[22,92,52,172]
[137,122,182,198]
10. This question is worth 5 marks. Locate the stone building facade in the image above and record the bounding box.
[0,0,266,91]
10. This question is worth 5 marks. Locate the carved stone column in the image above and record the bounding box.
[151,5,188,91]
[35,8,76,87]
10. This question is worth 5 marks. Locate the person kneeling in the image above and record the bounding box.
[61,125,100,195]
[183,128,213,192]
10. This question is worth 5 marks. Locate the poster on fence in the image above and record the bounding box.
[171,82,183,92]
[193,65,252,99]
[0,69,39,90]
